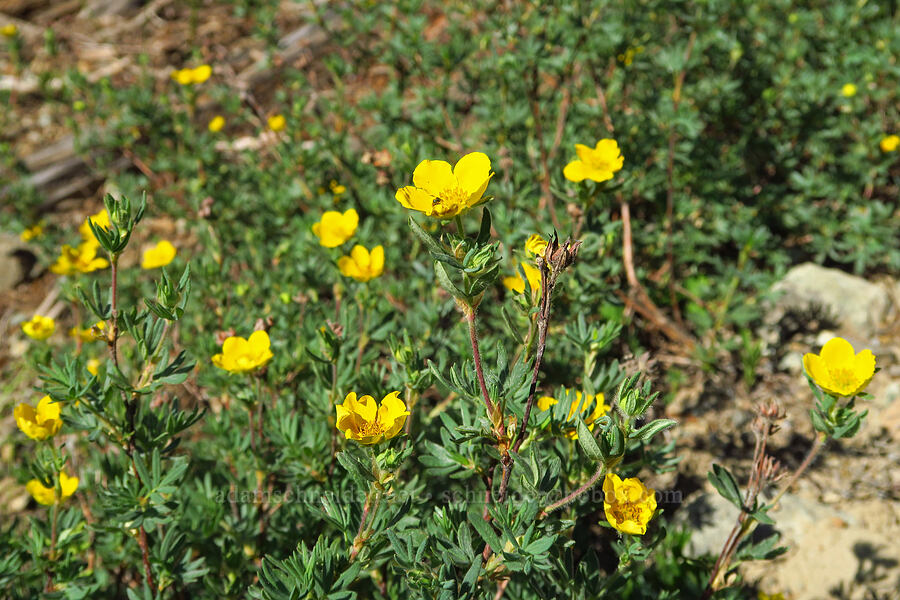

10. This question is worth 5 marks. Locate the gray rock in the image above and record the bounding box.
[0,233,36,291]
[769,263,891,341]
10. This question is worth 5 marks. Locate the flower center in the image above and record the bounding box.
[435,186,469,213]
[587,154,613,171]
[357,420,383,437]
[828,366,859,391]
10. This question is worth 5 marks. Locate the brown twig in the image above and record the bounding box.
[138,526,155,591]
[619,199,695,349]
[703,403,784,597]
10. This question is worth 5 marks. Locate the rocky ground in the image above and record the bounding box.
[667,263,900,600]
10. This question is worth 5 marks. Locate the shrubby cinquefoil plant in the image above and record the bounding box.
[2,1,895,598]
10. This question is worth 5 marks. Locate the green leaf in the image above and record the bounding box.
[408,216,445,256]
[476,207,492,244]
[631,419,677,442]
[708,464,743,509]
[433,260,468,302]
[576,417,603,462]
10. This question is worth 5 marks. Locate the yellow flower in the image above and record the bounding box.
[537,390,610,439]
[268,114,286,132]
[26,471,79,506]
[50,241,110,275]
[212,330,274,374]
[802,337,875,397]
[312,209,359,248]
[78,209,111,241]
[1,24,16,37]
[171,65,211,85]
[564,139,624,183]
[20,223,43,241]
[86,358,101,376]
[69,321,105,343]
[330,180,347,195]
[335,391,409,445]
[841,83,857,97]
[602,473,657,535]
[191,64,212,84]
[14,396,62,441]
[880,134,900,153]
[141,240,177,269]
[22,315,55,340]
[758,593,786,600]
[172,68,193,85]
[503,262,542,295]
[395,152,493,219]
[208,115,225,132]
[338,245,385,282]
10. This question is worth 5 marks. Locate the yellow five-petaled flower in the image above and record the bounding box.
[26,471,79,506]
[268,114,286,132]
[338,245,385,282]
[335,391,409,445]
[50,241,109,275]
[20,223,43,241]
[212,330,274,374]
[208,115,225,132]
[141,240,177,269]
[802,336,875,398]
[880,135,899,153]
[395,152,493,219]
[22,314,55,340]
[15,396,62,441]
[537,390,610,440]
[171,64,212,86]
[602,473,657,535]
[563,139,624,183]
[312,209,359,248]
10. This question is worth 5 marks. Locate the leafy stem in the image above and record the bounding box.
[541,462,607,517]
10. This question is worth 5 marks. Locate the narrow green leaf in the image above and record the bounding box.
[408,216,445,256]
[631,418,677,442]
[576,417,603,461]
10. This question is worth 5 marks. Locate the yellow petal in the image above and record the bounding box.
[338,256,363,280]
[378,391,409,440]
[341,209,359,231]
[563,160,589,182]
[59,471,79,499]
[395,186,436,214]
[369,245,385,277]
[247,330,271,355]
[27,480,56,505]
[36,395,60,422]
[852,349,876,381]
[346,392,378,424]
[574,144,595,163]
[412,159,455,197]
[453,152,492,197]
[350,245,370,269]
[503,276,525,293]
[537,396,557,411]
[192,64,212,84]
[819,337,855,366]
